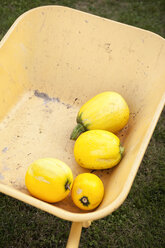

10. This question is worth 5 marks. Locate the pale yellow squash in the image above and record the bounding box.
[25,158,73,203]
[71,173,104,210]
[74,130,124,170]
[70,91,129,140]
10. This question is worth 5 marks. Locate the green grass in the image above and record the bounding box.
[0,1,165,247]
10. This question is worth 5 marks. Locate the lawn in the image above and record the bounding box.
[0,1,165,247]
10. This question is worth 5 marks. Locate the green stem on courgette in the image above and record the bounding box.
[120,146,125,157]
[70,123,86,140]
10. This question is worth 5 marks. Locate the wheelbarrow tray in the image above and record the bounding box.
[0,6,165,225]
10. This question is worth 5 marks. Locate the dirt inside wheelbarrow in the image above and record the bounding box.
[0,89,131,213]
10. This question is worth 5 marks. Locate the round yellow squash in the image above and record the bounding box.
[25,158,73,203]
[70,91,129,140]
[71,173,104,210]
[74,130,124,170]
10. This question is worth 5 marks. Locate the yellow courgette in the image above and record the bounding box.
[70,91,129,140]
[74,130,124,170]
[25,158,73,203]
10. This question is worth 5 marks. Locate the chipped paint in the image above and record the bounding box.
[34,90,56,104]
[34,90,72,109]
[0,173,4,180]
[2,147,8,153]
[2,165,10,172]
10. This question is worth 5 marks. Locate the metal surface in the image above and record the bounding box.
[0,5,165,247]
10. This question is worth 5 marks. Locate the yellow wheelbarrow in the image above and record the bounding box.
[0,6,165,247]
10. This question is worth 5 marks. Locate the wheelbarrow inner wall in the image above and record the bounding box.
[0,6,165,220]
